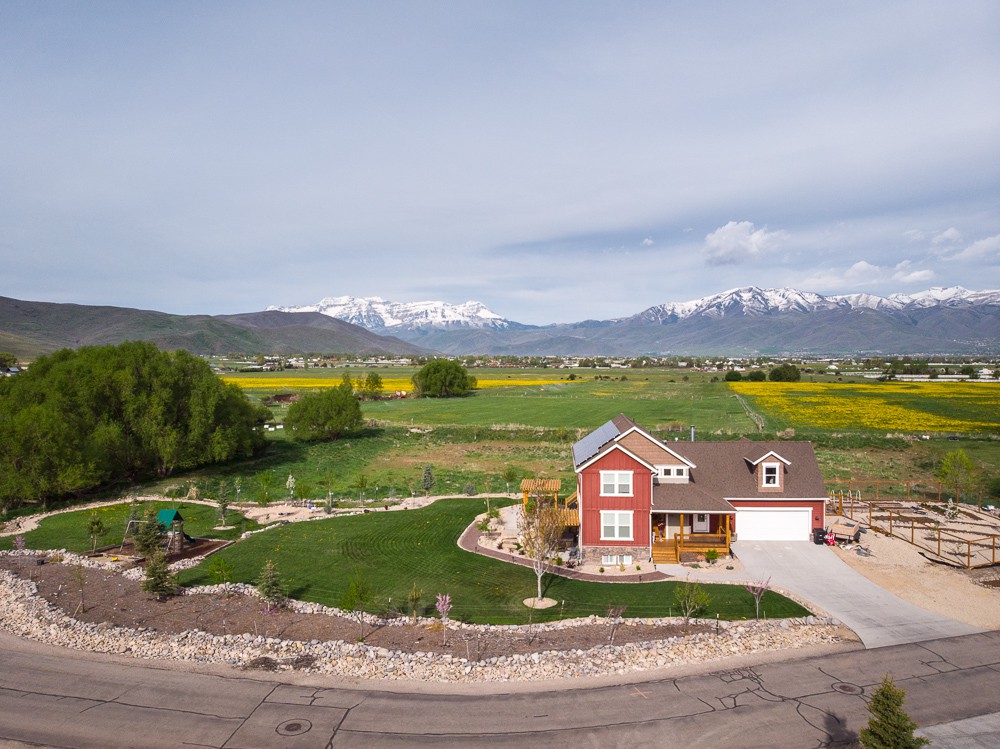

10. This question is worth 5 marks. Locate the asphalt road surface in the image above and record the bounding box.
[2,630,1000,748]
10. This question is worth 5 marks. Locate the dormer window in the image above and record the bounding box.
[761,462,781,488]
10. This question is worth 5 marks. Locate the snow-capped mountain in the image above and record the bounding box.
[267,296,525,331]
[626,286,1000,323]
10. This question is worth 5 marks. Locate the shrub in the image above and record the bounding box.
[411,360,476,398]
[256,560,286,612]
[859,674,929,749]
[141,551,177,599]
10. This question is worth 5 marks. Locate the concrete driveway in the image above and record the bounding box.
[729,541,983,649]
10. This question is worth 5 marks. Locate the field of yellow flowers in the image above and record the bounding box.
[223,375,574,392]
[729,381,999,433]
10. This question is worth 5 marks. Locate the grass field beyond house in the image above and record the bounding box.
[178,498,809,624]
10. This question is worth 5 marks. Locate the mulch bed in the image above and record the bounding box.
[0,555,711,658]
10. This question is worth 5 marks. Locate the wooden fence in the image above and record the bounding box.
[830,491,1000,569]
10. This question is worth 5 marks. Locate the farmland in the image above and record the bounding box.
[200,367,1000,507]
[730,381,1000,434]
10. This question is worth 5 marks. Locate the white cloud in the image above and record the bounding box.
[892,263,935,284]
[703,221,787,266]
[902,229,927,242]
[641,237,654,246]
[932,227,962,245]
[951,233,1000,261]
[845,260,880,279]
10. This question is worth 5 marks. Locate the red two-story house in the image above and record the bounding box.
[572,415,827,565]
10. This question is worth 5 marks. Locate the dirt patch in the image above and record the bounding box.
[0,556,713,658]
[831,529,1000,629]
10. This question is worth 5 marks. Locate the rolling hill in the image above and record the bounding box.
[0,297,429,358]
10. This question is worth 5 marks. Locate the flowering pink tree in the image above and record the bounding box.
[744,577,771,619]
[436,593,453,645]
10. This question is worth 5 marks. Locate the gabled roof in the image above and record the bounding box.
[575,442,659,473]
[573,413,690,469]
[747,450,792,466]
[157,509,184,524]
[669,441,826,499]
[572,417,624,467]
[573,416,827,500]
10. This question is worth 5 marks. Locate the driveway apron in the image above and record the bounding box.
[730,541,982,649]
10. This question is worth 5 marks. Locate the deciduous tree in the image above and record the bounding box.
[284,387,362,441]
[411,360,476,398]
[517,490,566,602]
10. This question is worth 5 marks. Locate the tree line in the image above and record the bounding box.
[0,342,269,512]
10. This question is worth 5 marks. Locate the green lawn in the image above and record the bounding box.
[178,497,809,624]
[0,501,261,553]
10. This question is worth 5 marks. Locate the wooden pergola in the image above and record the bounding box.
[520,478,561,506]
[521,478,578,526]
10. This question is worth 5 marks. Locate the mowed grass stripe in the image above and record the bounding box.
[0,501,260,553]
[179,498,808,624]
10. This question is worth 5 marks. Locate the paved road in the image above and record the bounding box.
[2,631,1000,748]
[662,541,982,648]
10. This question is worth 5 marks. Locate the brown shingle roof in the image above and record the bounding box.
[667,441,827,499]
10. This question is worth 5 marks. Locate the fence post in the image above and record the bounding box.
[888,509,893,538]
[911,520,915,544]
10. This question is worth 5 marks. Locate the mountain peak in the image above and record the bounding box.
[267,296,518,331]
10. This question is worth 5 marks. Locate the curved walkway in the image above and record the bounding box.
[457,524,669,583]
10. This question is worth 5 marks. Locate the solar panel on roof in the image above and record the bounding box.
[572,419,621,466]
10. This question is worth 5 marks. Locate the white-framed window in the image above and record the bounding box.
[762,462,781,487]
[657,465,688,482]
[600,470,633,496]
[601,554,618,565]
[600,510,633,540]
[621,554,633,565]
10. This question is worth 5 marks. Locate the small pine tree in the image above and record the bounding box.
[134,506,165,556]
[256,559,285,612]
[407,582,423,624]
[140,551,177,599]
[422,465,435,497]
[87,511,107,552]
[859,674,929,749]
[341,572,374,640]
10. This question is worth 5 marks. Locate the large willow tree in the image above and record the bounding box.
[0,342,268,510]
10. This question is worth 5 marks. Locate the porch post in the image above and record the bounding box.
[679,513,685,553]
[725,514,731,549]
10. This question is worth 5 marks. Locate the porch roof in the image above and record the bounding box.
[650,485,735,513]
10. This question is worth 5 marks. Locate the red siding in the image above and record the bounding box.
[580,449,651,547]
[729,499,825,532]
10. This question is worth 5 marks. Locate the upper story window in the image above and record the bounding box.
[656,465,688,483]
[600,470,633,496]
[761,462,781,488]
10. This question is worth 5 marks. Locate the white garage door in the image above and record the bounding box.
[736,508,811,541]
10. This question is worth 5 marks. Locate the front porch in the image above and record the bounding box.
[651,512,732,564]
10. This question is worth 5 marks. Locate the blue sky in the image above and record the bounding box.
[2,1,998,325]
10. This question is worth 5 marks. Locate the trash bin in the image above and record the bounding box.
[812,527,827,545]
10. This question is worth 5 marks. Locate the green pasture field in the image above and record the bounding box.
[185,367,1000,507]
[178,498,808,624]
[227,366,754,433]
[0,501,261,553]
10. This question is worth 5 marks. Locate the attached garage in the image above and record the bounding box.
[735,507,812,541]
